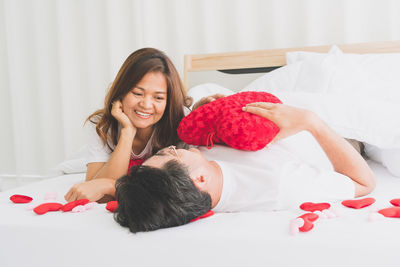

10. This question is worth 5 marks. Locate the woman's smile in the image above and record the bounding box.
[135,110,152,119]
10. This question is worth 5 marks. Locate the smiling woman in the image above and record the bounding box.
[64,48,192,203]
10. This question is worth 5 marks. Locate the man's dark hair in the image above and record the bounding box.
[114,160,212,233]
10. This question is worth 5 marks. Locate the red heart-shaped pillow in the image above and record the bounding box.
[178,91,281,151]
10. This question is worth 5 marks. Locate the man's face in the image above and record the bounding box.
[143,147,209,174]
[144,146,219,207]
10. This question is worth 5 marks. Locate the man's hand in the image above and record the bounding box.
[192,94,226,110]
[64,178,115,202]
[243,102,319,142]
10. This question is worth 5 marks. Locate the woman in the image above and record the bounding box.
[65,48,192,202]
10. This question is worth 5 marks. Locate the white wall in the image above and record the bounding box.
[1,0,399,178]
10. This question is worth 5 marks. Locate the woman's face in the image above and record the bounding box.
[121,71,168,129]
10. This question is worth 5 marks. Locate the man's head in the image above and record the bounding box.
[114,147,218,233]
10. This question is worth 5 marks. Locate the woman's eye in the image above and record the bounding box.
[155,96,165,100]
[132,92,142,96]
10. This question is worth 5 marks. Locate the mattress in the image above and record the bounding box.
[0,160,399,267]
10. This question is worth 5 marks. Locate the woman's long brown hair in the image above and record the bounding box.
[87,48,192,154]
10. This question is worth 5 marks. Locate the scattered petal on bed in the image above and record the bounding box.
[10,194,33,204]
[33,203,63,215]
[341,198,376,209]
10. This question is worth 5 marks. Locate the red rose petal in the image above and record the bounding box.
[378,207,400,218]
[61,199,90,212]
[390,198,400,207]
[106,200,118,213]
[300,202,331,212]
[190,210,214,222]
[10,194,33,204]
[298,213,319,232]
[34,203,63,215]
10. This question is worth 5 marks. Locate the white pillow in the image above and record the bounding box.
[50,145,88,176]
[364,144,400,178]
[242,55,400,149]
[271,91,400,149]
[286,45,341,64]
[187,83,235,109]
[286,46,400,102]
[242,46,340,95]
[242,62,302,94]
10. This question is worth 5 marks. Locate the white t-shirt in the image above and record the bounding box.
[200,132,355,212]
[84,122,154,165]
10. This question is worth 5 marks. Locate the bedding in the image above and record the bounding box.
[364,143,400,178]
[1,161,399,267]
[243,62,302,93]
[186,82,235,108]
[286,46,400,102]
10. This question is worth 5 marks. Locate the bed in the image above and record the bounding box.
[2,41,400,267]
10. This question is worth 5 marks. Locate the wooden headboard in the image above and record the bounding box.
[183,40,400,91]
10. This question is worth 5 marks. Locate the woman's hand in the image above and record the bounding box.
[192,94,226,110]
[243,102,319,142]
[64,178,115,202]
[111,100,135,131]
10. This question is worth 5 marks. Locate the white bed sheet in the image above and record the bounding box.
[1,161,399,267]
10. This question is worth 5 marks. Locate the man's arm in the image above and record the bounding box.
[243,102,376,197]
[306,116,376,196]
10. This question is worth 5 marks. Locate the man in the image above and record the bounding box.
[78,102,377,233]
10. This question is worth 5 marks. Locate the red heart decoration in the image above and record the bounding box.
[178,91,282,151]
[190,210,214,222]
[106,200,118,213]
[378,207,400,218]
[300,202,331,212]
[341,197,376,209]
[61,199,90,212]
[390,198,400,207]
[298,213,319,232]
[10,194,33,204]
[34,203,64,215]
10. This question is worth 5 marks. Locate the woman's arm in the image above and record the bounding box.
[86,127,135,181]
[243,102,376,197]
[65,178,116,202]
[86,100,136,181]
[67,101,136,202]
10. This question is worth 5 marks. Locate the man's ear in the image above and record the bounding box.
[192,175,207,190]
